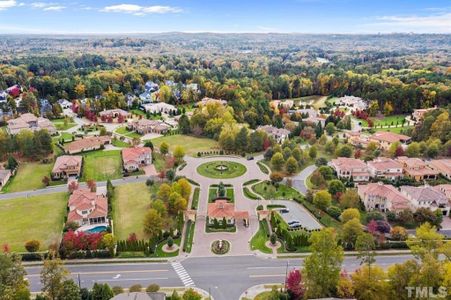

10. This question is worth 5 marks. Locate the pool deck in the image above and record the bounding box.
[76,222,109,233]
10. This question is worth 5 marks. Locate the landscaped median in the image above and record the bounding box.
[197,161,247,179]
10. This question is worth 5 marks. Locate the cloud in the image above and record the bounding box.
[102,3,182,16]
[0,0,17,10]
[365,12,451,33]
[31,2,65,11]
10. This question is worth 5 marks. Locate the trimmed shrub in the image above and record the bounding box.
[129,284,142,292]
[146,284,160,292]
[24,240,40,253]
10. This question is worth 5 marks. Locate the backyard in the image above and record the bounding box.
[292,95,328,110]
[82,150,123,181]
[3,162,53,193]
[152,134,219,156]
[112,182,155,240]
[0,193,67,252]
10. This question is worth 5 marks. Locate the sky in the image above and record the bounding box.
[0,0,450,34]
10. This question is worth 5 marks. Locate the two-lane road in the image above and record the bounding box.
[25,254,415,300]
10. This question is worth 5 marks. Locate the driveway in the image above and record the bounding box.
[291,165,317,195]
[177,155,269,256]
[270,200,322,231]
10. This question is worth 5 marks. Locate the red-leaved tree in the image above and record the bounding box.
[285,269,305,300]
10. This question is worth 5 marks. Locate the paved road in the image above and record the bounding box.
[0,175,151,201]
[25,254,415,300]
[291,165,317,195]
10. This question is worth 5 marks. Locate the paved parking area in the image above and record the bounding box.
[270,200,322,231]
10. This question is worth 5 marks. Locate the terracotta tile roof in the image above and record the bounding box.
[331,157,368,171]
[358,182,410,211]
[235,211,249,219]
[434,184,451,201]
[368,157,402,171]
[64,136,111,153]
[52,155,82,174]
[428,159,451,175]
[67,188,108,223]
[207,200,235,219]
[99,109,130,117]
[371,131,410,143]
[122,147,151,165]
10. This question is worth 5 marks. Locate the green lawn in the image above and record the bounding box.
[191,187,200,209]
[82,150,123,181]
[291,95,328,109]
[3,162,53,193]
[115,126,142,139]
[0,193,67,252]
[112,139,132,148]
[112,182,155,240]
[373,114,407,127]
[182,221,195,253]
[208,186,235,202]
[374,126,413,134]
[250,221,272,254]
[197,161,247,179]
[252,181,302,200]
[152,134,219,156]
[243,187,260,200]
[52,119,77,131]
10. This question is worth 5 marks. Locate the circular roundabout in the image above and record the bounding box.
[211,240,230,255]
[197,161,247,179]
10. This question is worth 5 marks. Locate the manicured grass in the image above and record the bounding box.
[130,109,146,116]
[3,162,53,193]
[191,187,200,210]
[252,181,302,200]
[152,134,219,156]
[0,193,68,252]
[257,160,270,174]
[292,95,328,109]
[374,126,413,134]
[183,221,195,253]
[197,161,247,179]
[373,114,407,127]
[205,224,236,233]
[59,132,74,142]
[115,126,142,139]
[112,139,132,148]
[155,238,180,257]
[82,150,123,181]
[52,119,77,131]
[112,182,155,240]
[244,179,260,186]
[250,221,272,254]
[243,187,260,200]
[208,186,235,202]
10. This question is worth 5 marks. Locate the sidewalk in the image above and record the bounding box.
[22,257,170,266]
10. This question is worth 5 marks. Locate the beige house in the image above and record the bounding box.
[257,125,290,143]
[369,131,411,150]
[367,157,403,180]
[196,97,227,107]
[122,147,152,172]
[127,119,171,135]
[0,169,12,191]
[358,182,410,213]
[396,156,439,181]
[7,113,56,135]
[51,155,83,180]
[99,109,130,121]
[330,157,370,182]
[412,107,436,122]
[63,136,111,154]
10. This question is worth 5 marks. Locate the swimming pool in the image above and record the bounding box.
[86,226,107,233]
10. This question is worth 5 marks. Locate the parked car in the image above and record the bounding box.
[279,208,290,214]
[247,156,254,160]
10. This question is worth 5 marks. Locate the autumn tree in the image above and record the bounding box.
[0,253,30,300]
[143,209,163,238]
[303,228,343,298]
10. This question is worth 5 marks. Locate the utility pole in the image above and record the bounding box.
[77,273,81,289]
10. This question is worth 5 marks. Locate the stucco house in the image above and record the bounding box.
[63,136,111,154]
[128,119,171,135]
[367,157,403,180]
[7,113,57,135]
[358,182,410,213]
[257,125,290,143]
[395,156,439,181]
[400,185,450,216]
[428,159,451,180]
[51,155,83,180]
[330,157,370,182]
[369,131,411,151]
[122,147,152,172]
[67,188,108,227]
[207,200,249,226]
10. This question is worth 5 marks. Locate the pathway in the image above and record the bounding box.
[291,165,317,195]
